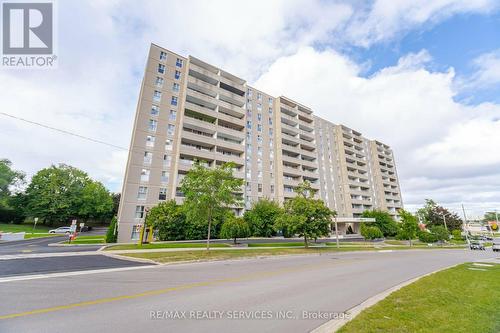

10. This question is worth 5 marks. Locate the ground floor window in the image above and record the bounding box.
[131,225,141,240]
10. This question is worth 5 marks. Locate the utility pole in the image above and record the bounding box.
[461,204,469,244]
[442,213,448,231]
[334,216,340,249]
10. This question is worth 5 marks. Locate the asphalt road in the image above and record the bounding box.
[0,255,152,277]
[0,249,497,333]
[0,234,102,256]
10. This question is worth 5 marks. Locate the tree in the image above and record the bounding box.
[275,182,334,248]
[146,200,187,241]
[105,216,118,243]
[77,181,114,221]
[220,216,250,244]
[23,164,113,225]
[396,209,419,246]
[360,223,383,240]
[0,159,24,206]
[180,161,244,250]
[417,230,437,243]
[111,193,121,217]
[483,211,498,222]
[244,198,283,237]
[430,225,450,243]
[417,199,462,231]
[361,210,398,237]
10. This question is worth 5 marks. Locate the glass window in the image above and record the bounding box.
[160,51,167,61]
[174,70,181,80]
[151,105,160,116]
[257,124,262,132]
[143,151,152,164]
[134,205,145,219]
[257,113,262,121]
[159,188,167,201]
[172,83,180,92]
[167,124,175,136]
[257,93,262,101]
[153,90,161,102]
[165,139,173,150]
[131,224,141,240]
[169,110,177,121]
[246,121,252,129]
[176,58,183,67]
[269,118,273,125]
[257,103,262,111]
[140,169,150,182]
[155,77,164,87]
[161,171,169,183]
[148,119,157,132]
[268,97,273,106]
[171,96,178,106]
[137,186,147,200]
[163,154,171,167]
[158,64,165,74]
[258,184,262,193]
[247,89,253,98]
[146,135,155,147]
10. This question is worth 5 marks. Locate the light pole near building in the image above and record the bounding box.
[439,212,450,231]
[334,215,339,249]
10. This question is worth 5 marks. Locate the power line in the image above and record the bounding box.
[0,112,128,151]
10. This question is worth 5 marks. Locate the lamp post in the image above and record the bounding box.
[439,212,450,231]
[334,215,339,249]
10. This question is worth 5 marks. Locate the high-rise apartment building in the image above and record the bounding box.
[117,44,403,242]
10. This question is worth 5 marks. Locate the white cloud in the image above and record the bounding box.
[254,46,500,216]
[467,49,500,88]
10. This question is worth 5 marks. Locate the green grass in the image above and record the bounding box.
[338,263,500,333]
[106,242,231,250]
[63,235,105,244]
[0,222,51,233]
[24,233,59,239]
[247,242,307,247]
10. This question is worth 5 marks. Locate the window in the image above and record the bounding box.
[163,154,171,167]
[268,97,273,106]
[137,186,147,200]
[140,169,150,182]
[143,151,152,164]
[247,89,253,98]
[169,110,177,121]
[257,93,262,101]
[247,102,252,110]
[270,185,274,194]
[131,224,141,240]
[257,135,263,144]
[171,96,178,106]
[159,188,167,201]
[269,118,273,125]
[257,147,262,156]
[258,171,262,178]
[174,70,181,80]
[269,128,273,136]
[134,205,145,219]
[269,107,273,115]
[151,105,160,116]
[155,77,164,87]
[165,139,173,150]
[246,110,252,117]
[161,171,169,183]
[158,64,165,74]
[257,103,262,111]
[160,51,167,61]
[258,184,262,193]
[246,121,252,129]
[172,83,180,92]
[176,58,183,67]
[167,124,175,135]
[257,113,262,121]
[257,124,262,132]
[146,135,155,147]
[148,119,157,132]
[153,90,161,102]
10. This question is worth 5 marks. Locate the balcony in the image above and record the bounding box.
[281,122,299,135]
[218,89,245,107]
[184,101,217,120]
[218,100,245,118]
[186,89,218,109]
[187,76,218,96]
[181,128,216,145]
[216,125,245,140]
[216,151,244,165]
[283,164,302,176]
[188,62,219,84]
[282,154,301,166]
[218,74,245,94]
[300,158,317,169]
[183,115,216,132]
[215,137,244,153]
[179,144,215,161]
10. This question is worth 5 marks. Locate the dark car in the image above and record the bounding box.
[469,240,485,250]
[80,226,93,232]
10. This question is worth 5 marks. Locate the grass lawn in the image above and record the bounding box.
[248,242,307,247]
[0,222,51,233]
[106,242,231,250]
[24,233,59,239]
[62,235,105,244]
[338,263,500,333]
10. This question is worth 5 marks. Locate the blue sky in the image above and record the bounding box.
[1,0,499,217]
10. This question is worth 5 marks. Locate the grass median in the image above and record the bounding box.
[338,262,500,333]
[106,242,231,250]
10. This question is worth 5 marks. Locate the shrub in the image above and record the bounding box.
[105,216,118,243]
[361,210,398,237]
[146,200,186,241]
[360,223,384,240]
[220,216,250,244]
[243,199,282,237]
[417,230,437,243]
[430,225,450,242]
[452,229,463,241]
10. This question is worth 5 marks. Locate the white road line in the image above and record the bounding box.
[0,265,157,283]
[0,251,102,260]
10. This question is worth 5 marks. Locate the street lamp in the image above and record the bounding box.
[438,211,451,231]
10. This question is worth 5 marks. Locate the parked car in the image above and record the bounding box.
[492,238,500,252]
[48,227,71,234]
[469,240,485,250]
[80,226,93,232]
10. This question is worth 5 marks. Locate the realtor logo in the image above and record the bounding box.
[2,1,56,68]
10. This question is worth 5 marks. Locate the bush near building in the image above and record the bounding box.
[360,223,383,240]
[220,216,250,244]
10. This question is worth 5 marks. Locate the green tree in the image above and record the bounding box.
[105,216,118,243]
[220,216,250,244]
[360,223,383,240]
[361,210,398,237]
[430,225,450,243]
[275,182,334,248]
[396,209,419,246]
[244,198,283,237]
[0,159,24,203]
[77,181,114,221]
[417,199,462,231]
[180,161,244,250]
[146,200,186,241]
[418,230,437,243]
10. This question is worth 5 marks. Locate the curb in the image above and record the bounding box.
[310,263,461,333]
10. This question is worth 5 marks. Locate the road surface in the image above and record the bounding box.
[0,235,102,256]
[0,249,497,333]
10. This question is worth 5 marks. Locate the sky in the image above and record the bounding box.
[1,0,499,218]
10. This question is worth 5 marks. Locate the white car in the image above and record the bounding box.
[492,238,500,252]
[48,227,71,234]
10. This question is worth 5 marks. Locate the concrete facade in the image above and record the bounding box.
[117,44,403,242]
